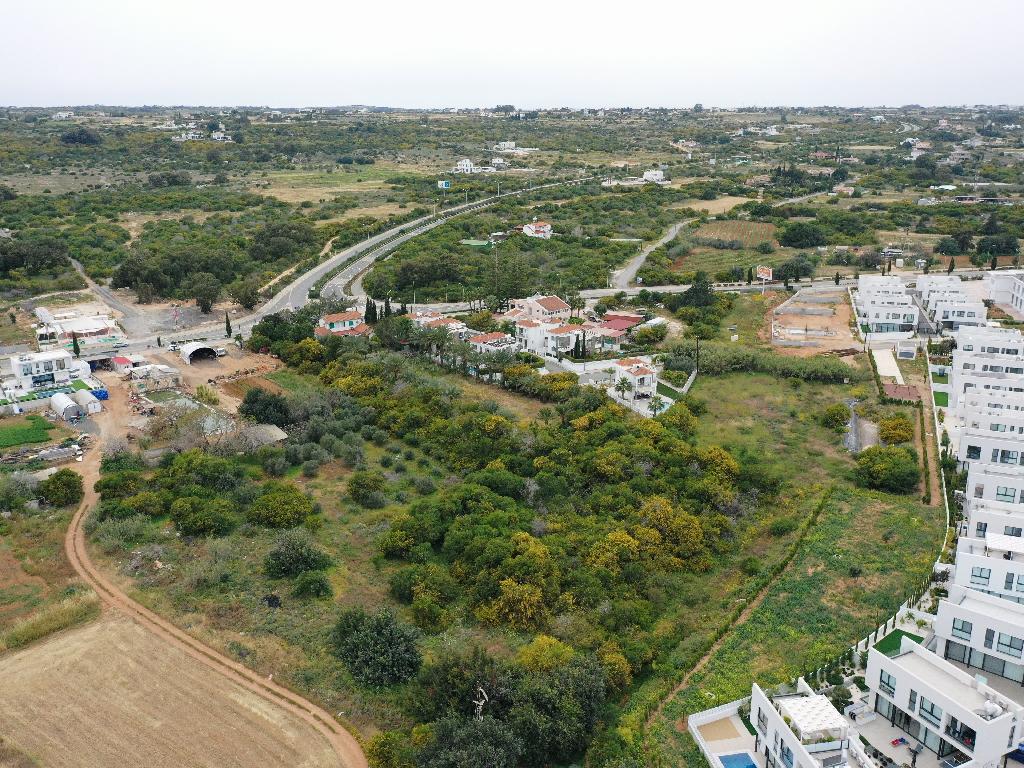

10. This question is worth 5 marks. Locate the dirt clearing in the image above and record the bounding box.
[769,287,858,357]
[0,614,340,768]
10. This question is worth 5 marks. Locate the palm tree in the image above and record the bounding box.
[649,395,667,417]
[614,377,632,401]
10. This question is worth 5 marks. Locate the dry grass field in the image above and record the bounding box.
[0,614,341,768]
[669,195,751,215]
[692,219,777,246]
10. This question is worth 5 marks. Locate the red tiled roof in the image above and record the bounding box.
[425,317,461,328]
[535,295,570,312]
[600,318,640,332]
[336,323,371,337]
[469,332,510,344]
[516,319,541,328]
[112,356,132,364]
[616,357,646,367]
[625,366,655,376]
[547,325,580,336]
[322,311,362,324]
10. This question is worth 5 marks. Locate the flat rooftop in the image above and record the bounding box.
[889,648,989,715]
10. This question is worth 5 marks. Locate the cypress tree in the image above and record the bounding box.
[383,296,392,317]
[947,257,955,274]
[746,266,753,285]
[225,311,232,338]
[71,332,81,358]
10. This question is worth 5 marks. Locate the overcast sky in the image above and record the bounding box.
[4,0,1022,109]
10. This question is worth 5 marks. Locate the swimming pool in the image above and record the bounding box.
[720,752,758,768]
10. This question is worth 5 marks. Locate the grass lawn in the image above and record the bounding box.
[0,415,59,449]
[657,381,682,399]
[71,379,91,391]
[931,374,948,384]
[874,628,924,657]
[934,392,949,407]
[716,291,785,345]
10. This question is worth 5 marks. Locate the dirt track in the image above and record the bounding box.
[55,389,368,768]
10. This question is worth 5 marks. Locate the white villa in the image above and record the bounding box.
[853,276,919,339]
[2,350,90,396]
[523,221,553,239]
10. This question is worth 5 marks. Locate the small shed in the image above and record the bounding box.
[72,389,102,414]
[50,392,83,421]
[112,355,133,374]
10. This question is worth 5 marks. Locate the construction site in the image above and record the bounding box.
[770,286,859,356]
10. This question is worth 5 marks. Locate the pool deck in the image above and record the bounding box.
[697,714,762,768]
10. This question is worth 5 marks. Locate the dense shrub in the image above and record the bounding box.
[664,340,859,383]
[38,468,83,507]
[820,403,850,431]
[264,528,333,577]
[330,607,422,686]
[879,414,914,445]
[855,446,920,494]
[292,570,333,598]
[247,482,314,527]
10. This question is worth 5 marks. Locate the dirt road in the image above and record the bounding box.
[59,386,368,768]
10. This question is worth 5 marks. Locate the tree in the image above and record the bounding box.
[935,237,961,256]
[330,607,421,686]
[383,295,392,318]
[228,275,263,310]
[224,311,232,338]
[247,483,314,528]
[992,255,999,271]
[416,716,522,768]
[364,297,378,324]
[820,403,849,431]
[185,271,221,313]
[239,387,290,426]
[264,528,332,577]
[59,127,101,145]
[649,394,667,416]
[71,331,81,358]
[855,446,920,494]
[746,266,753,285]
[779,221,826,248]
[834,272,841,285]
[614,377,633,401]
[952,230,974,254]
[38,468,83,507]
[293,570,333,598]
[348,470,387,507]
[947,257,956,274]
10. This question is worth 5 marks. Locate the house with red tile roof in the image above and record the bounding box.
[508,294,571,322]
[317,310,364,336]
[467,331,517,354]
[522,221,553,239]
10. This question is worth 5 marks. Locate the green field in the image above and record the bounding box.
[934,392,949,406]
[647,371,944,764]
[0,414,58,449]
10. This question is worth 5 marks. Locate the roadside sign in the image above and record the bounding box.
[756,265,773,281]
[437,180,451,190]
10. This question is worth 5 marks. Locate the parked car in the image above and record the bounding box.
[214,348,227,357]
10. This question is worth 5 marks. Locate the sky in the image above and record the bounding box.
[4,0,1023,109]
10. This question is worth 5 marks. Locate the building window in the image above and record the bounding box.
[879,669,896,696]
[971,567,992,586]
[1001,451,1021,465]
[908,689,918,711]
[975,484,985,499]
[1006,527,1024,537]
[1017,574,1024,593]
[918,697,942,727]
[952,619,973,640]
[1007,573,1016,590]
[993,424,1009,432]
[997,486,1017,503]
[977,522,989,536]
[986,628,996,649]
[997,633,1024,658]
[757,708,767,735]
[966,446,981,460]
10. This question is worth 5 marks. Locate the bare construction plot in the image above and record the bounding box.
[0,614,341,768]
[771,287,857,356]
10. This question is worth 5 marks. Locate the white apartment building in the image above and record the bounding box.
[854,276,919,337]
[750,680,852,768]
[642,169,666,183]
[865,638,1022,768]
[917,276,987,331]
[985,271,1024,319]
[948,328,1024,412]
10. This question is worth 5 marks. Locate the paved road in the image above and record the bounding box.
[324,176,594,302]
[611,219,695,289]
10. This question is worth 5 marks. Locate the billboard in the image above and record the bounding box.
[756,265,773,281]
[437,180,451,190]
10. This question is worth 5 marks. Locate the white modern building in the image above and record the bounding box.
[34,308,125,351]
[853,276,919,338]
[522,221,553,239]
[948,327,1024,412]
[750,680,852,768]
[985,271,1024,320]
[2,350,90,395]
[917,276,987,331]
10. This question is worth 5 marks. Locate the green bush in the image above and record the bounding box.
[292,570,333,598]
[247,482,314,528]
[855,446,921,494]
[879,414,914,444]
[330,607,421,687]
[820,403,850,431]
[264,528,333,577]
[94,514,153,553]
